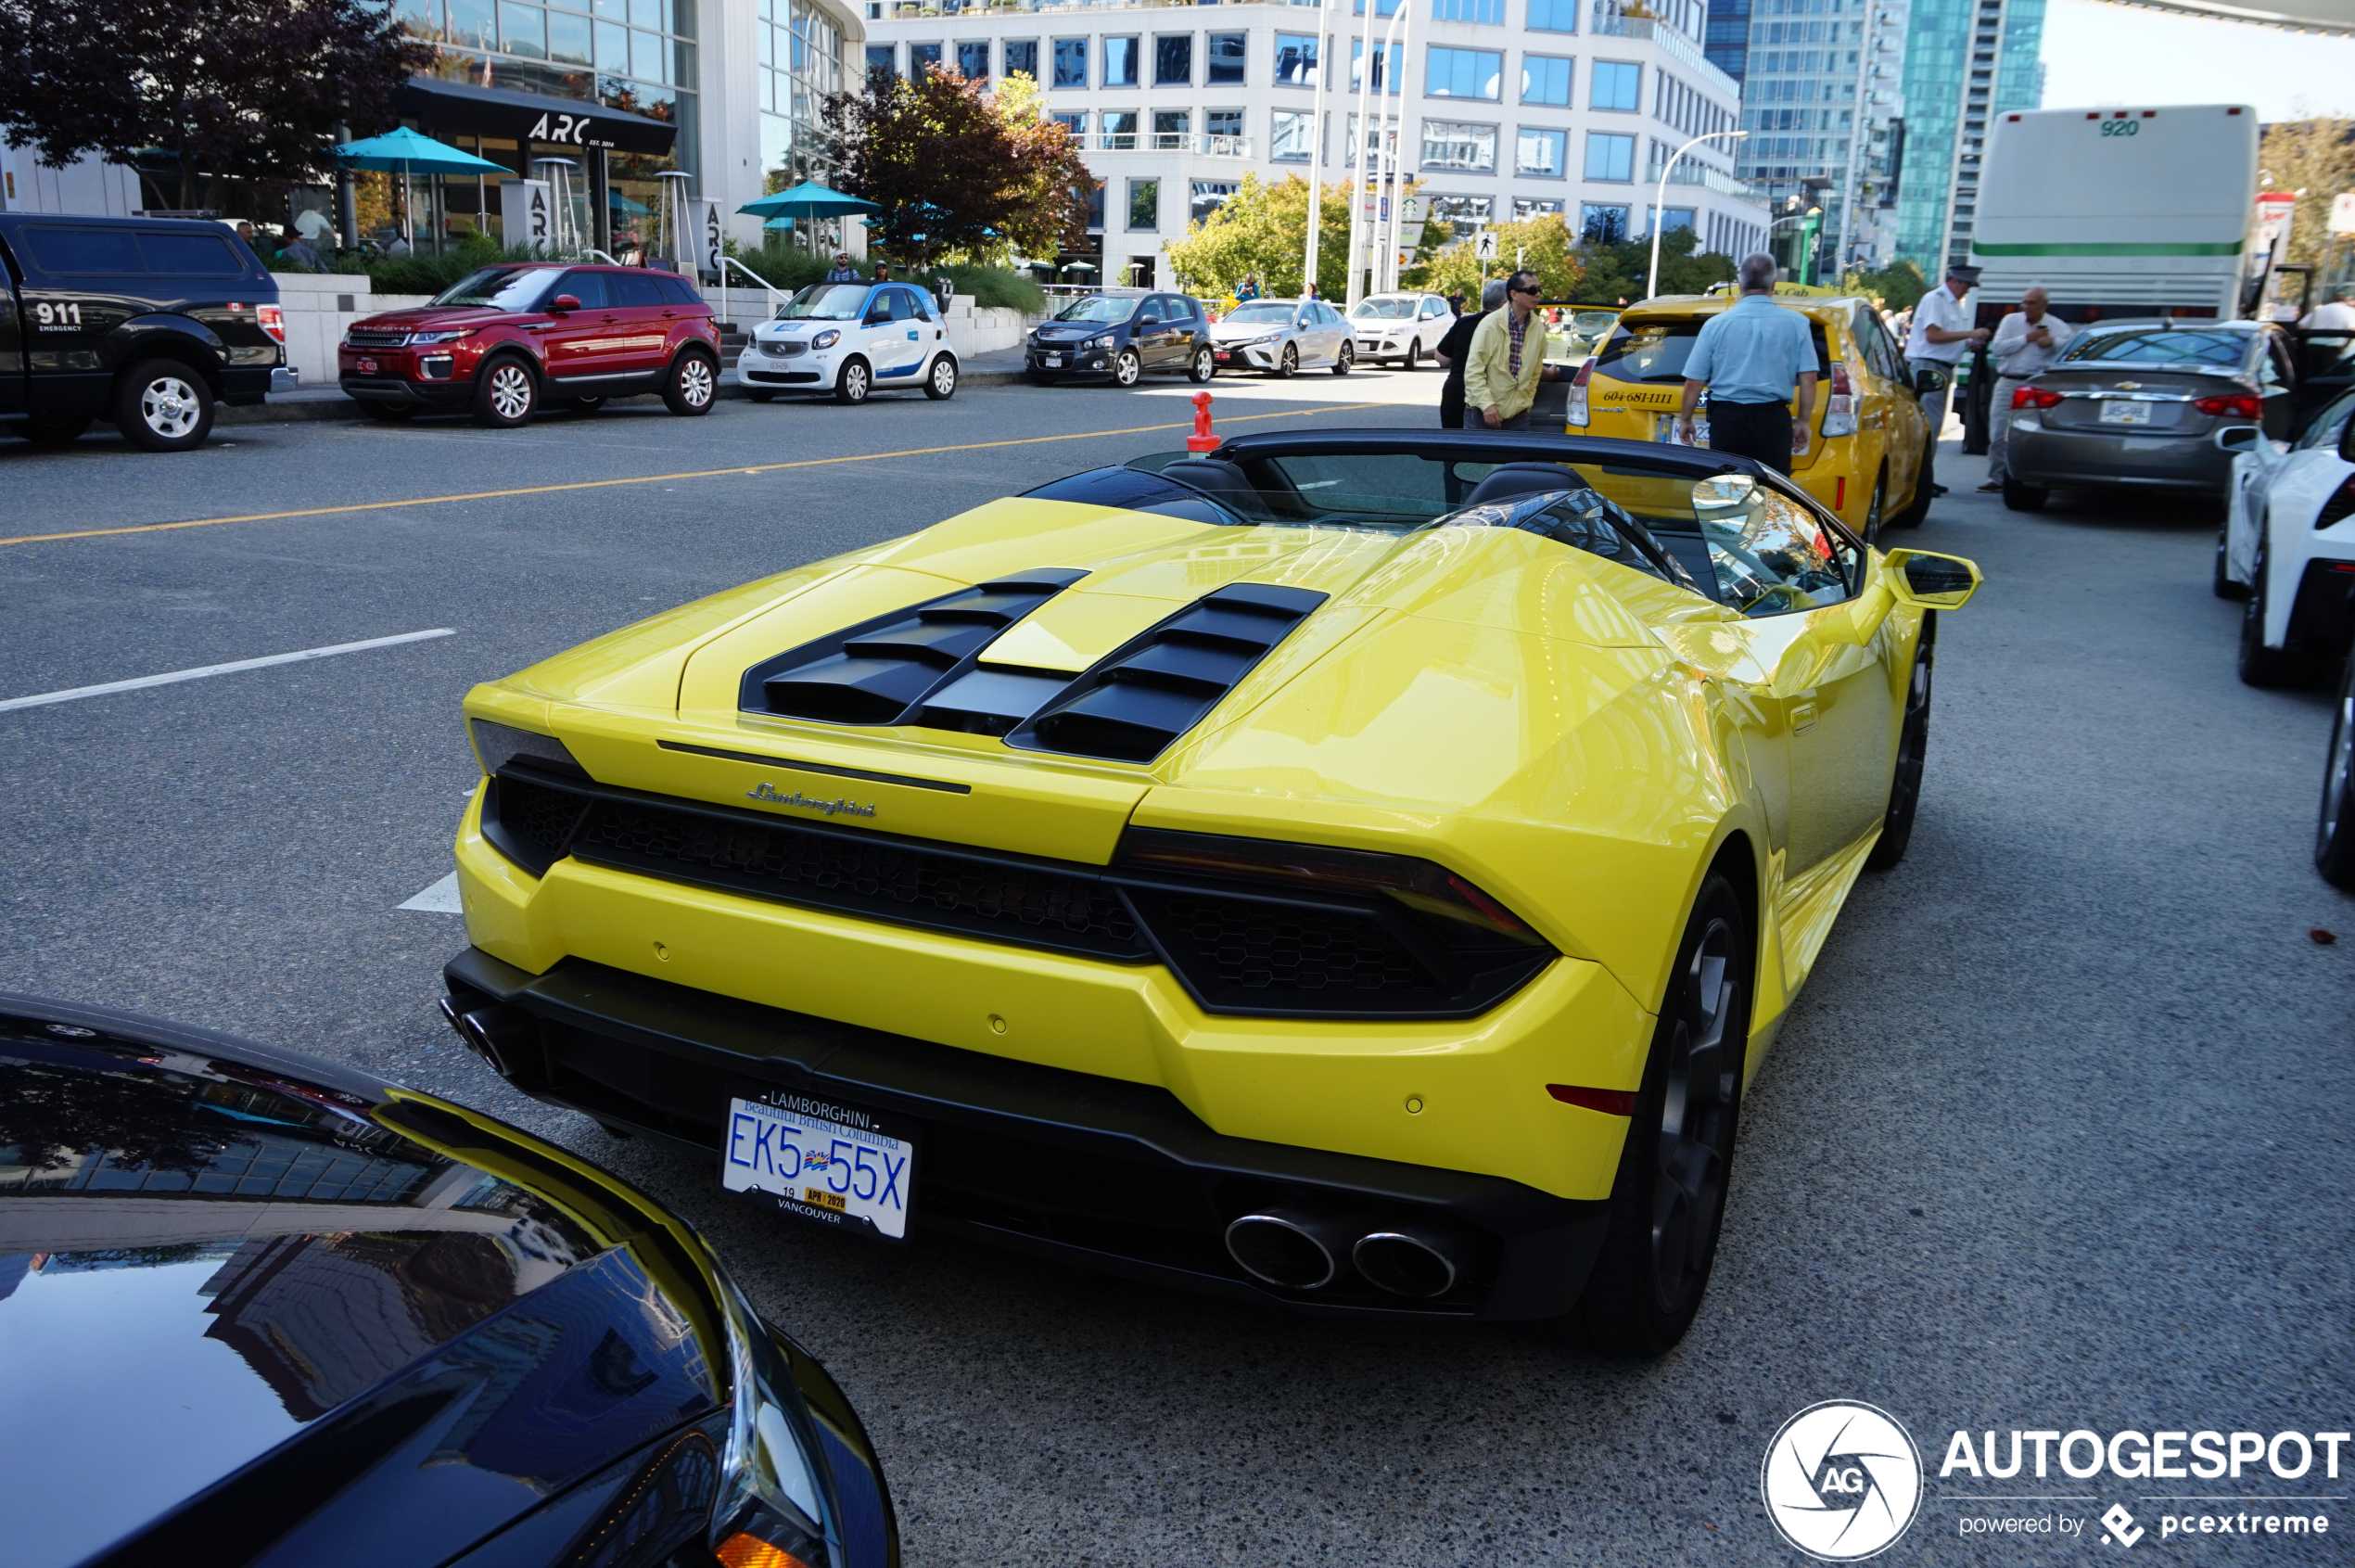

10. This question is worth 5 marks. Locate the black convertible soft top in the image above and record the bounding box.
[1208,426,1767,479]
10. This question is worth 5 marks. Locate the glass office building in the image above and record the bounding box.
[1892,0,2043,273]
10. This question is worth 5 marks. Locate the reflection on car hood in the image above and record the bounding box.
[1036,322,1111,338]
[1211,320,1292,339]
[0,1007,720,1568]
[350,307,508,332]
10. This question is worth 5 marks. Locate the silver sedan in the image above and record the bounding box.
[1208,299,1355,377]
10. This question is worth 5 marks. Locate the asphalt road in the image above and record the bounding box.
[3,379,2349,1566]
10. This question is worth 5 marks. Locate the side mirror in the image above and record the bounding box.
[1912,365,1949,396]
[1881,548,1982,609]
[2217,426,2264,454]
[2340,418,2355,464]
[1138,313,1160,327]
[548,294,581,313]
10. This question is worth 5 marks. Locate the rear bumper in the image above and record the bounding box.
[442,945,1614,1321]
[2006,423,2233,491]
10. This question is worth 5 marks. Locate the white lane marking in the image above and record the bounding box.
[0,629,457,712]
[400,872,464,912]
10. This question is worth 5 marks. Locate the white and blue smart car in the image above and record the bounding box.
[735,280,959,404]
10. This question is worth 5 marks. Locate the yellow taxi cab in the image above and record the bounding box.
[1562,291,1934,539]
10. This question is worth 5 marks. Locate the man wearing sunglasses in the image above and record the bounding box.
[1462,270,1566,430]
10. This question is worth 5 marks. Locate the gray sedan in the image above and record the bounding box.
[2000,319,2292,511]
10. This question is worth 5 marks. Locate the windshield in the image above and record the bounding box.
[429,266,561,311]
[778,283,870,321]
[2059,328,2249,370]
[1351,299,1417,320]
[1054,294,1139,323]
[1224,302,1298,325]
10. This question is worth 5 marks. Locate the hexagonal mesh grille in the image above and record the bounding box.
[494,776,588,865]
[1151,894,1439,996]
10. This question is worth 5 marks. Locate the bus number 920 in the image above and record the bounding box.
[2100,120,2140,137]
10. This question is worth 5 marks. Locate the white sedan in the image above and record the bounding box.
[735,280,959,404]
[2219,386,2355,686]
[1209,300,1354,376]
[1345,292,1454,368]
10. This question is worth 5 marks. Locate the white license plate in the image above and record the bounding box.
[2100,400,2152,426]
[1657,413,1709,446]
[721,1093,915,1240]
[356,358,378,374]
[1042,354,1063,367]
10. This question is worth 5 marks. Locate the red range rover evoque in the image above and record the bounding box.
[339,262,722,427]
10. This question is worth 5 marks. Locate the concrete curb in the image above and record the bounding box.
[218,366,1033,426]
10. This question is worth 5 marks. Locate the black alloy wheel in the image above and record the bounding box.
[21,412,94,445]
[471,356,538,427]
[1567,872,1751,1358]
[2214,529,2251,600]
[2316,655,2355,888]
[2239,542,2318,687]
[1187,345,1215,384]
[362,402,416,423]
[1865,620,1935,872]
[663,351,718,415]
[923,354,959,400]
[1111,349,1142,388]
[1331,341,1355,376]
[113,360,214,452]
[2002,478,2050,512]
[834,357,872,405]
[1274,343,1299,379]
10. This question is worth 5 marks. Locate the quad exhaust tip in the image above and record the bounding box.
[1225,1211,1469,1298]
[1352,1231,1458,1299]
[439,998,533,1079]
[1224,1212,1342,1291]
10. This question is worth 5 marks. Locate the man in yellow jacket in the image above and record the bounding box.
[1461,270,1565,429]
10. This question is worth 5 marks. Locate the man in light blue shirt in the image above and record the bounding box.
[1674,253,1818,474]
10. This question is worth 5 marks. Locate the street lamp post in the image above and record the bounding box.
[1647,129,1747,300]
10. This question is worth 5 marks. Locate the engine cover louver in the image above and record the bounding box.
[1009,582,1328,763]
[740,569,1088,728]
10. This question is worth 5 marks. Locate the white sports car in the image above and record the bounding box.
[2219,385,2355,686]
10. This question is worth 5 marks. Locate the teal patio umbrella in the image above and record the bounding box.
[335,127,506,248]
[740,181,881,250]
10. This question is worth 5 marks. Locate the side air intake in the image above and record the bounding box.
[740,569,1086,725]
[1010,582,1327,763]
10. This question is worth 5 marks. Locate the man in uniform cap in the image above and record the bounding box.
[1903,261,1990,500]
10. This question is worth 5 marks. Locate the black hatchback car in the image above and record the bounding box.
[1026,290,1213,387]
[0,993,897,1568]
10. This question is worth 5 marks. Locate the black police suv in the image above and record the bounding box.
[1026,290,1214,387]
[0,212,291,452]
[0,993,899,1568]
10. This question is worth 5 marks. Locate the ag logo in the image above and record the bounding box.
[1761,1400,1924,1561]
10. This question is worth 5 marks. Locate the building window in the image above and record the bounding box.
[1426,46,1503,99]
[1433,0,1504,19]
[1128,177,1160,231]
[1347,112,1397,166]
[1514,196,1564,218]
[1584,130,1635,180]
[1656,206,1695,233]
[1353,0,1406,13]
[1516,125,1565,176]
[1421,119,1497,172]
[957,41,988,83]
[1155,34,1192,85]
[1052,110,1085,136]
[1580,202,1628,241]
[1276,32,1320,85]
[1153,108,1190,145]
[1352,40,1401,93]
[1590,58,1639,111]
[1207,32,1246,85]
[910,41,941,76]
[1052,36,1086,87]
[1101,109,1138,148]
[1104,36,1139,88]
[1005,39,1037,81]
[1528,0,1577,32]
[1191,179,1240,225]
[1086,177,1104,231]
[1207,108,1243,138]
[1521,53,1571,104]
[1272,108,1315,159]
[757,0,840,224]
[865,42,894,79]
[1429,193,1493,229]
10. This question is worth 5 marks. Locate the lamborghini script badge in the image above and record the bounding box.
[746,783,877,819]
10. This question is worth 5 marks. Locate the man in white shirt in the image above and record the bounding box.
[1981,286,2074,491]
[1905,263,1989,500]
[2303,284,2355,331]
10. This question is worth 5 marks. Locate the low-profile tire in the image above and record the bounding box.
[471,356,539,427]
[1111,348,1142,388]
[1331,341,1355,376]
[923,353,959,400]
[1187,345,1215,384]
[2316,656,2355,889]
[112,361,214,452]
[662,351,718,415]
[2240,543,2319,687]
[2001,478,2049,512]
[1273,343,1298,379]
[1563,872,1750,1358]
[2214,530,2251,599]
[1865,618,1935,872]
[560,395,605,414]
[361,401,416,424]
[834,356,872,405]
[745,389,777,404]
[21,412,95,445]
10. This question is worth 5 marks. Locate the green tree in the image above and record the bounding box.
[1411,213,1584,301]
[1165,172,1357,299]
[2259,118,2355,273]
[1840,259,1929,310]
[1572,225,1736,303]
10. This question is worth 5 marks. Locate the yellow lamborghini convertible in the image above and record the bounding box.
[439,428,1979,1356]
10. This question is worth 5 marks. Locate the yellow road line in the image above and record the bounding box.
[0,402,1383,549]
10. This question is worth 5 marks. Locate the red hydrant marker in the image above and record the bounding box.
[1186,390,1219,453]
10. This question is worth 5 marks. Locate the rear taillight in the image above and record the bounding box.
[2011,385,2063,410]
[1117,829,1543,943]
[1566,357,1592,427]
[2195,391,2263,419]
[1821,360,1856,437]
[1548,1084,1636,1115]
[2318,476,2355,529]
[257,303,286,345]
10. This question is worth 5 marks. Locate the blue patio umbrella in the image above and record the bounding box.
[334,127,507,246]
[738,181,882,223]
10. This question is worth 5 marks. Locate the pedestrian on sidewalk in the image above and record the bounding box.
[1904,262,1988,498]
[1980,286,2072,492]
[1236,274,1261,301]
[1463,270,1564,431]
[825,251,860,282]
[1434,278,1506,429]
[1674,252,1818,473]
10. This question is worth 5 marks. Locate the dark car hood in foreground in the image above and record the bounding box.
[0,999,892,1568]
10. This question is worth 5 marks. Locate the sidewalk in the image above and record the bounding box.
[219,347,1037,426]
